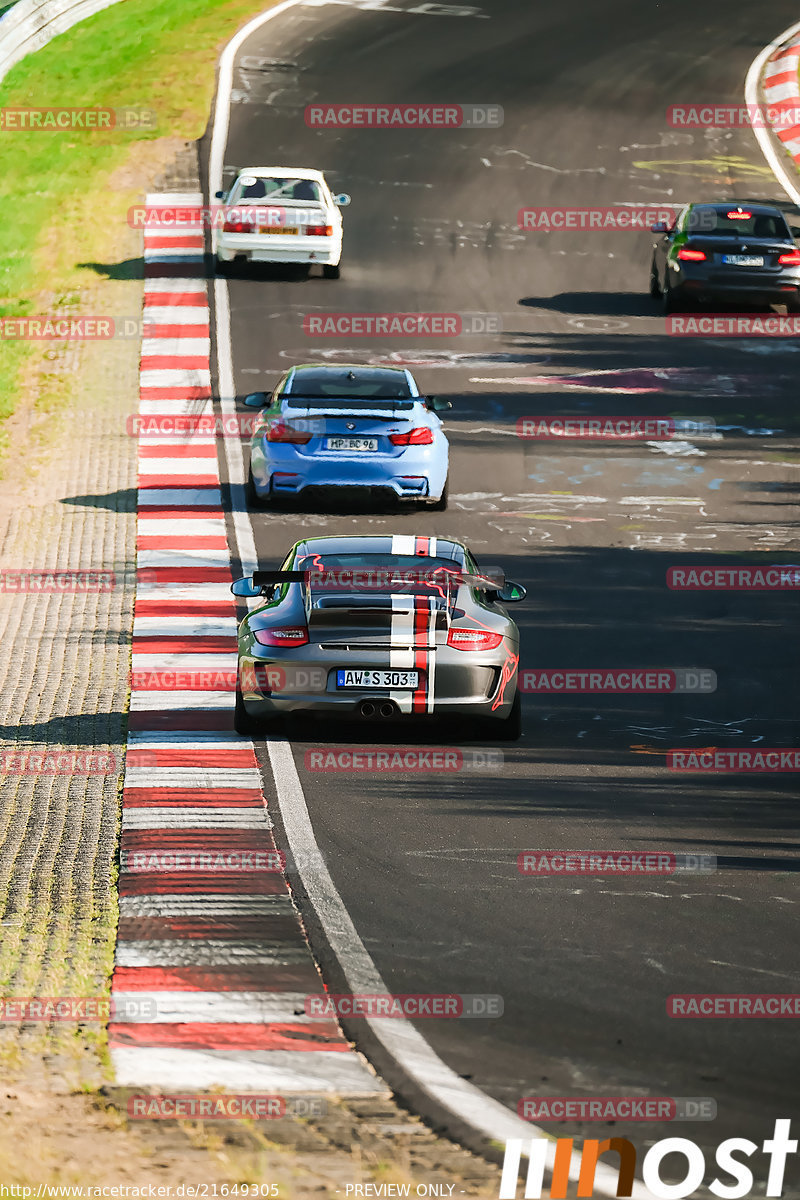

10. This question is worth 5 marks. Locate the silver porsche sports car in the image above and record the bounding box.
[231,534,525,738]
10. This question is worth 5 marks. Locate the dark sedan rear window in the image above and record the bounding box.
[685,207,791,239]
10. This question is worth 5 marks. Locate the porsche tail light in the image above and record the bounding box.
[677,247,707,262]
[778,250,800,265]
[389,427,434,446]
[223,220,249,233]
[446,628,504,651]
[266,421,313,444]
[305,224,333,236]
[253,626,309,647]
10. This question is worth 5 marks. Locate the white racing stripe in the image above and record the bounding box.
[115,943,310,969]
[119,894,294,917]
[136,548,232,568]
[123,767,262,788]
[138,458,219,477]
[130,652,237,670]
[133,617,238,637]
[112,1046,386,1092]
[389,596,415,712]
[138,518,226,536]
[128,691,233,711]
[390,534,415,555]
[112,990,313,1021]
[122,808,270,829]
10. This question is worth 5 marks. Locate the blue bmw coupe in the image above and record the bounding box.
[245,364,451,510]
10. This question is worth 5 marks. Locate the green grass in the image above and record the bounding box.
[0,0,277,453]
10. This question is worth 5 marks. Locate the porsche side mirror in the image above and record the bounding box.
[333,193,351,207]
[231,577,263,598]
[497,581,526,602]
[244,392,268,408]
[215,190,226,200]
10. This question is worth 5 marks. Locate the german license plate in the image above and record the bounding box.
[260,226,298,235]
[722,254,764,266]
[336,669,419,689]
[325,437,378,452]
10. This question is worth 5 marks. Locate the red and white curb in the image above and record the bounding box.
[109,192,383,1094]
[764,35,800,163]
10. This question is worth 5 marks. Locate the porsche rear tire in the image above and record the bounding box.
[480,690,522,741]
[323,263,341,279]
[234,685,263,736]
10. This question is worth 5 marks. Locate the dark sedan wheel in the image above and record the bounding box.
[662,272,682,314]
[649,258,661,298]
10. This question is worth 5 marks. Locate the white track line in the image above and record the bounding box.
[745,18,800,206]
[207,3,657,1194]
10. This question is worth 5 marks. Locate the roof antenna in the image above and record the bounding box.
[346,370,356,380]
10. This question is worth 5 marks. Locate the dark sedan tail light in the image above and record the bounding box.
[677,247,707,262]
[778,250,800,265]
[266,421,313,444]
[389,427,434,446]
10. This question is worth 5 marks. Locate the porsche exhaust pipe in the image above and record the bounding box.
[358,699,398,719]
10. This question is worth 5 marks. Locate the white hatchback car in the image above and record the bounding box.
[214,167,350,277]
